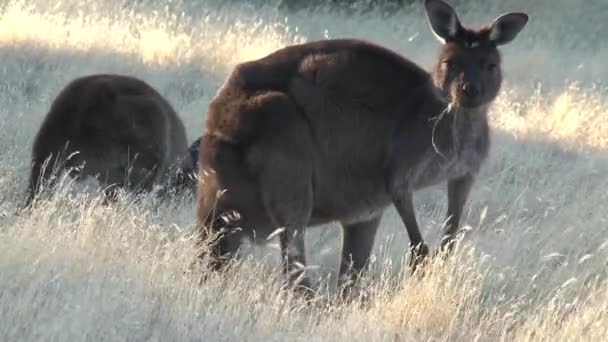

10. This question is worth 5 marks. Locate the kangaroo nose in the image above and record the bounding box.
[462,83,479,98]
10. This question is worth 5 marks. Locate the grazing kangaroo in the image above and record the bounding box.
[171,137,202,194]
[196,0,528,296]
[24,73,190,207]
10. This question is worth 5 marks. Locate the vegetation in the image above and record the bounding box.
[1,0,608,340]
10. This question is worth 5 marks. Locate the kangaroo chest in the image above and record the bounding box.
[411,115,489,190]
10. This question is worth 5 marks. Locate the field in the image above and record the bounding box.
[2,0,608,340]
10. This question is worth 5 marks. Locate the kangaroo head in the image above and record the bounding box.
[184,137,201,173]
[424,0,528,109]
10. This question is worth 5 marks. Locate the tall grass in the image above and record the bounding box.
[1,0,608,340]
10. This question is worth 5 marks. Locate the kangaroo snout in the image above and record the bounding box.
[461,83,479,99]
[456,81,483,107]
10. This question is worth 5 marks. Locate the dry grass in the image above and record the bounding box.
[1,0,608,340]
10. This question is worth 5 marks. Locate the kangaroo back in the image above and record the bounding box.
[24,74,189,207]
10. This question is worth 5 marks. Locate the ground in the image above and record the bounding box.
[1,0,608,340]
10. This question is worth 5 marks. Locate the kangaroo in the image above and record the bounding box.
[24,73,191,207]
[170,137,202,194]
[195,0,528,296]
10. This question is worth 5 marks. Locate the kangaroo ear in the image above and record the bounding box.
[424,0,463,44]
[488,12,528,46]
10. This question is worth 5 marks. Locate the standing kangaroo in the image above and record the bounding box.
[196,0,528,295]
[24,73,191,207]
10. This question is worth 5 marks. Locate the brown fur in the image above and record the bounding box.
[24,73,190,207]
[196,0,528,296]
